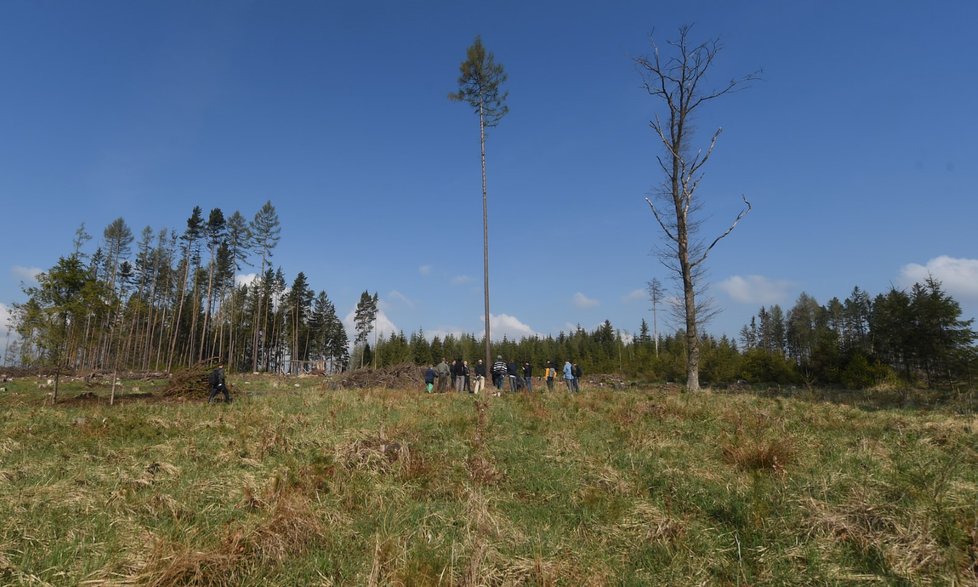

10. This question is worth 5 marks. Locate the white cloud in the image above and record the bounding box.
[235,273,257,286]
[387,290,415,309]
[0,303,17,362]
[427,327,465,341]
[716,275,795,305]
[479,313,536,341]
[623,288,646,302]
[572,292,599,308]
[418,265,432,276]
[899,256,978,300]
[0,302,14,333]
[12,265,42,284]
[343,306,399,341]
[451,275,473,286]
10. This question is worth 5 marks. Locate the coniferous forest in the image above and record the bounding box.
[9,203,977,390]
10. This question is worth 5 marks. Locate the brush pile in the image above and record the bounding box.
[323,363,424,390]
[163,360,224,398]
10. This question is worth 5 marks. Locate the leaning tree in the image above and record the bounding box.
[637,26,758,391]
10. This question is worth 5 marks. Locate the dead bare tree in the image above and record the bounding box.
[637,26,757,391]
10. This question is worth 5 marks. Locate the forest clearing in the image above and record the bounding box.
[0,372,976,585]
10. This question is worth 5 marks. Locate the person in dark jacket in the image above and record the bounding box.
[523,362,533,392]
[507,361,520,392]
[423,365,436,393]
[208,365,231,403]
[572,363,582,392]
[473,359,486,394]
[454,358,467,392]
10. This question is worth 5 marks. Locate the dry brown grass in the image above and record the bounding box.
[803,493,950,582]
[120,473,326,587]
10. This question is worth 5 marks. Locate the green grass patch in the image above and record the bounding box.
[0,377,976,584]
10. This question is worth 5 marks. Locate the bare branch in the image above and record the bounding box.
[691,195,752,268]
[645,197,678,243]
[688,127,722,177]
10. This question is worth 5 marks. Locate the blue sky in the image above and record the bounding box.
[2,0,977,347]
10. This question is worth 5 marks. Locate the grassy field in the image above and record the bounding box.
[0,375,976,586]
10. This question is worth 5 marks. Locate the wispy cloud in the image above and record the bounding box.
[572,292,599,308]
[387,290,415,309]
[418,265,432,276]
[899,256,978,300]
[11,265,42,284]
[716,275,795,305]
[451,275,473,286]
[623,288,646,302]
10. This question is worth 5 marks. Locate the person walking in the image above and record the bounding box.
[523,362,533,392]
[423,365,436,393]
[543,361,557,392]
[572,363,583,392]
[473,359,486,394]
[208,364,232,403]
[563,360,575,393]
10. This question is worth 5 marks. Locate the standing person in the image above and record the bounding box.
[492,355,507,391]
[563,360,575,392]
[523,362,533,392]
[543,361,557,392]
[435,358,450,392]
[208,364,232,403]
[573,363,583,392]
[463,360,472,393]
[423,365,436,393]
[455,358,466,392]
[473,359,486,394]
[507,360,520,392]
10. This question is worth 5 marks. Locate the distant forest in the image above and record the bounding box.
[9,203,977,390]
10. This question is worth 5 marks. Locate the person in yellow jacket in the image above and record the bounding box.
[543,361,557,392]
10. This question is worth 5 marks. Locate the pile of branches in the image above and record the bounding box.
[583,374,632,390]
[163,359,224,398]
[323,363,424,391]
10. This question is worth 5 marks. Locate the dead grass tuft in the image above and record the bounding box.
[615,501,687,545]
[722,437,793,474]
[336,431,411,474]
[467,400,503,486]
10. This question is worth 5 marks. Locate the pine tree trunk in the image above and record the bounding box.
[480,99,492,374]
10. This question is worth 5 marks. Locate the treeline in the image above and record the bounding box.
[12,203,977,389]
[13,202,351,374]
[365,280,976,390]
[736,280,976,388]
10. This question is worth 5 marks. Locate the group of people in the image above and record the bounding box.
[206,357,585,403]
[423,357,583,395]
